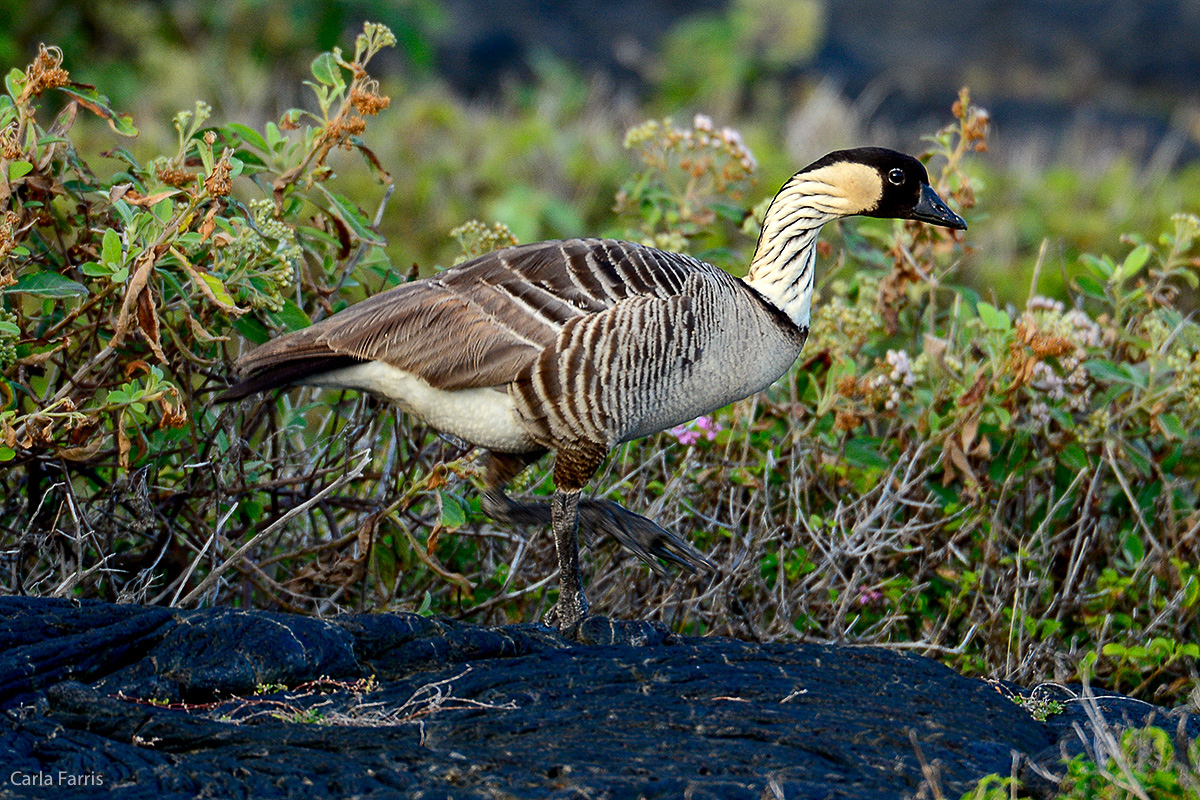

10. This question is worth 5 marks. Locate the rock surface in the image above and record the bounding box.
[0,597,1190,799]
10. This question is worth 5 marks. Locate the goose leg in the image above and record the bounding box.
[544,488,587,628]
[541,443,608,629]
[480,451,712,575]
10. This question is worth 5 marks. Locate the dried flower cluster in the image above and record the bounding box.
[616,114,759,253]
[1017,300,1106,425]
[350,78,391,117]
[951,90,990,154]
[204,152,233,198]
[623,114,757,197]
[0,210,20,266]
[19,45,70,101]
[0,123,21,160]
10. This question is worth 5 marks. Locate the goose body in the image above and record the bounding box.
[284,241,807,452]
[217,147,966,629]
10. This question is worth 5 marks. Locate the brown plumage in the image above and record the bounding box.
[216,147,967,629]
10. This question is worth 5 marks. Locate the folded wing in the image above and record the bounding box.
[218,238,714,400]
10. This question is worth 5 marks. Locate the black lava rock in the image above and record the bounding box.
[0,597,1186,799]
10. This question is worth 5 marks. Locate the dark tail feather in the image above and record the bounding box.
[212,355,365,403]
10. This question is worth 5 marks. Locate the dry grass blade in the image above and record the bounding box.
[176,449,372,607]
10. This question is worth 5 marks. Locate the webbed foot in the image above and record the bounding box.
[578,499,713,575]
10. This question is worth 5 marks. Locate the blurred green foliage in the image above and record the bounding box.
[654,0,824,117]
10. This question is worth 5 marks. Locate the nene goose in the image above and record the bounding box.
[217,147,966,629]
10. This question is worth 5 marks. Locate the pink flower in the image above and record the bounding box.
[694,416,722,440]
[856,587,884,606]
[670,416,723,445]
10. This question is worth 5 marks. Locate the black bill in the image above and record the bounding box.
[910,183,967,230]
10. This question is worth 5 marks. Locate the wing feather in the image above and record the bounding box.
[225,238,719,396]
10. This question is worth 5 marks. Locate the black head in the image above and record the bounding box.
[798,147,967,230]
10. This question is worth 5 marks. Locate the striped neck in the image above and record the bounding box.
[744,176,844,329]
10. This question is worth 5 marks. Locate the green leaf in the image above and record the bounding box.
[5,68,25,101]
[1079,252,1115,279]
[1059,443,1089,473]
[310,52,344,91]
[0,445,14,462]
[225,122,269,152]
[3,271,89,298]
[1082,359,1131,385]
[1048,407,1074,429]
[55,84,139,136]
[154,197,174,222]
[988,403,1011,428]
[7,161,32,180]
[1072,273,1107,301]
[1120,362,1147,389]
[232,315,271,345]
[1183,577,1199,609]
[1120,439,1153,476]
[1113,243,1151,282]
[316,186,386,246]
[198,272,236,307]
[266,299,312,332]
[711,202,749,223]
[0,320,17,335]
[1122,531,1145,564]
[101,228,122,267]
[1158,412,1186,441]
[976,301,1011,332]
[438,491,467,530]
[844,438,890,471]
[1162,443,1183,473]
[265,122,285,153]
[102,146,142,171]
[80,262,109,277]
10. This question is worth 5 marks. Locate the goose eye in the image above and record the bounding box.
[887,168,905,186]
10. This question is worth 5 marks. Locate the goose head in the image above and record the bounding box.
[772,147,967,230]
[747,147,966,326]
[803,147,967,229]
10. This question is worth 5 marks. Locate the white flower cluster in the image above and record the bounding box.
[1021,302,1105,421]
[1026,295,1064,314]
[691,114,758,173]
[0,308,18,370]
[867,348,919,410]
[885,349,916,386]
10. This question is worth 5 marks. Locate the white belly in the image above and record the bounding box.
[311,362,539,452]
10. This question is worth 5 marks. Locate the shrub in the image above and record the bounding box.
[1,25,406,603]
